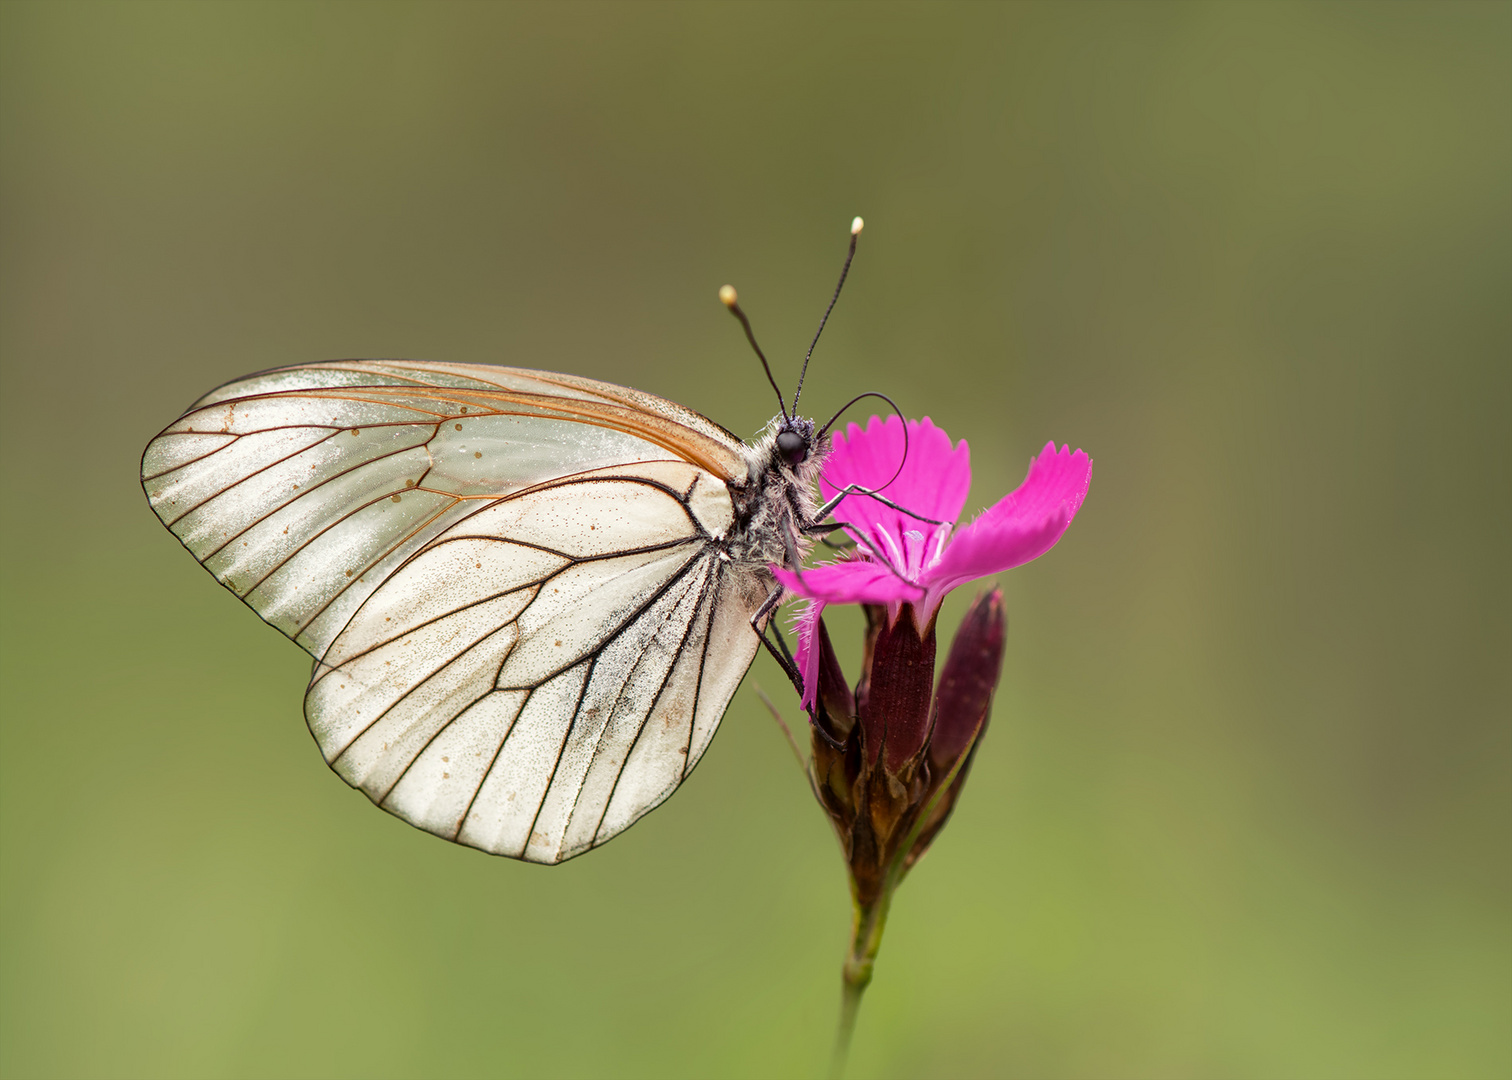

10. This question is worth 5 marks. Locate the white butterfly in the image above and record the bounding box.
[141,220,897,864]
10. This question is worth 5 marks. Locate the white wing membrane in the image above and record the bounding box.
[307,466,760,863]
[141,362,730,659]
[141,361,767,863]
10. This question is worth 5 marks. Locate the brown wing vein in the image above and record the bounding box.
[309,535,696,681]
[566,558,717,847]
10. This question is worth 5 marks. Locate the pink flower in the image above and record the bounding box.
[775,416,1091,710]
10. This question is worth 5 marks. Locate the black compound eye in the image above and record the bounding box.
[776,430,808,466]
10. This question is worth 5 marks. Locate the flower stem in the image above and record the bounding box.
[831,889,893,1079]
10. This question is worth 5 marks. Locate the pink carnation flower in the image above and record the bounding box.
[774,416,1092,710]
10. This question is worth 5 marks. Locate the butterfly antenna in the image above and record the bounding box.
[792,216,863,415]
[818,389,910,492]
[720,285,789,423]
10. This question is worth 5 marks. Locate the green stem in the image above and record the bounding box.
[831,889,893,1080]
[827,744,977,1078]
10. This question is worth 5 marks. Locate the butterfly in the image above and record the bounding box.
[140,218,909,864]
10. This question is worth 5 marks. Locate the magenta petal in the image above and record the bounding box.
[790,600,824,711]
[772,561,924,605]
[926,442,1091,593]
[821,416,971,558]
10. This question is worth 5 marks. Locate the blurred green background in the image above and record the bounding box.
[2,3,1508,1078]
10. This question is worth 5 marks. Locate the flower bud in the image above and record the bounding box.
[801,591,1006,903]
[906,588,1006,867]
[857,606,936,779]
[929,588,1006,774]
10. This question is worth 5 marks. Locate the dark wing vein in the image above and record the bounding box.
[141,433,250,483]
[587,558,721,845]
[440,474,714,541]
[679,561,723,782]
[310,535,699,677]
[530,558,714,849]
[162,428,348,529]
[330,540,706,785]
[221,450,449,592]
[495,546,708,692]
[291,496,465,638]
[484,551,714,846]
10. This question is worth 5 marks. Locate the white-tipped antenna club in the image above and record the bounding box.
[719,282,788,421]
[791,216,864,414]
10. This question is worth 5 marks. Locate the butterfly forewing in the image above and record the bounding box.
[142,360,765,863]
[141,360,746,658]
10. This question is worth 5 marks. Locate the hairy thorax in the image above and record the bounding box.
[724,415,830,578]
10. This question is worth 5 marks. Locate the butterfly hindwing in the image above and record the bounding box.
[305,462,761,863]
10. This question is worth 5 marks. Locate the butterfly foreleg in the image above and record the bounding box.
[748,585,846,752]
[799,519,849,535]
[750,585,804,695]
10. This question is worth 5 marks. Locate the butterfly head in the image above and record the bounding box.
[721,217,864,476]
[746,413,829,498]
[775,417,817,470]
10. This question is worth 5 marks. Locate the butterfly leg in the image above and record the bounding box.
[813,484,946,526]
[798,516,919,600]
[796,491,924,593]
[800,519,849,535]
[748,587,846,751]
[750,585,804,695]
